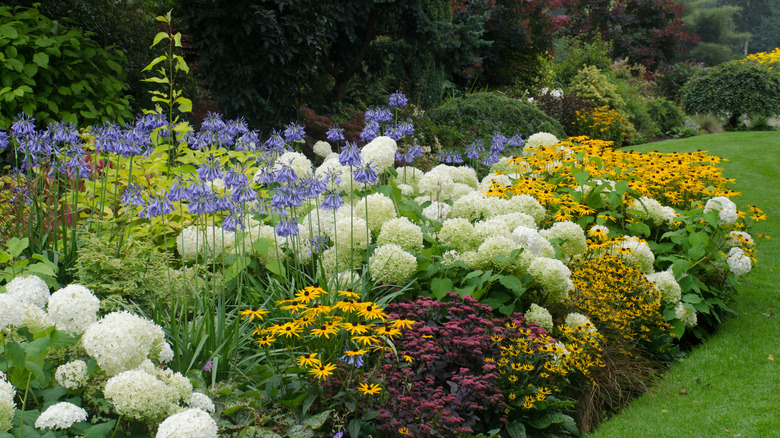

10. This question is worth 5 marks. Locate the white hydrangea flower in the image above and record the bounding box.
[493,212,536,234]
[628,196,677,227]
[452,191,492,221]
[5,275,50,308]
[177,225,204,264]
[727,247,752,276]
[397,183,414,197]
[422,201,452,222]
[449,183,476,202]
[16,299,50,333]
[508,194,546,224]
[524,132,559,154]
[185,393,215,413]
[588,224,610,238]
[476,235,530,274]
[104,369,179,421]
[272,151,313,179]
[484,196,514,217]
[525,304,553,332]
[489,156,517,174]
[528,257,571,303]
[564,312,596,332]
[55,360,89,390]
[201,226,236,261]
[156,408,218,438]
[438,218,480,252]
[441,249,461,266]
[48,284,100,335]
[511,226,555,258]
[726,231,754,248]
[540,221,587,258]
[377,216,423,252]
[34,402,87,430]
[332,215,372,251]
[645,270,682,305]
[352,193,397,234]
[159,342,174,364]
[449,166,479,188]
[315,159,347,190]
[474,217,513,240]
[610,237,656,273]
[82,311,167,376]
[360,136,397,171]
[0,294,25,331]
[394,166,424,187]
[0,374,15,432]
[674,302,697,327]
[369,244,417,285]
[703,196,738,226]
[313,140,332,157]
[478,173,513,192]
[418,167,455,199]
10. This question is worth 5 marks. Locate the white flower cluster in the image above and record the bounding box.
[35,402,87,430]
[564,312,596,332]
[422,201,453,222]
[82,311,170,376]
[377,216,423,251]
[528,257,572,303]
[55,360,89,390]
[438,218,480,251]
[525,304,553,332]
[156,408,218,438]
[313,140,332,157]
[726,230,754,248]
[540,221,587,258]
[48,284,100,335]
[523,132,559,155]
[645,270,682,305]
[185,392,215,413]
[369,244,417,284]
[272,151,313,179]
[610,237,655,273]
[5,274,50,308]
[703,196,738,226]
[674,302,697,327]
[726,247,752,276]
[0,294,24,331]
[512,226,555,258]
[104,369,179,421]
[627,196,676,227]
[361,136,397,171]
[352,193,397,233]
[418,166,455,199]
[0,373,15,432]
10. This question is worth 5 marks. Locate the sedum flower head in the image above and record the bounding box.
[369,244,417,285]
[104,369,179,422]
[645,270,682,305]
[377,217,423,252]
[34,402,87,430]
[5,274,50,308]
[55,360,89,390]
[82,311,167,376]
[47,284,100,335]
[156,408,218,438]
[525,304,553,332]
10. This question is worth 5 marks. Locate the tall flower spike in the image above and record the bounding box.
[339,141,362,167]
[388,90,408,108]
[326,126,344,142]
[353,161,378,184]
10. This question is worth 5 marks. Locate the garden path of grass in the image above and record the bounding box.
[588,132,780,438]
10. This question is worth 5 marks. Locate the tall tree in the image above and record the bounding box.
[681,0,751,65]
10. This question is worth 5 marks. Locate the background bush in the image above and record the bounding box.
[552,36,613,89]
[655,61,705,104]
[646,97,686,135]
[0,5,133,129]
[680,60,780,128]
[431,92,567,145]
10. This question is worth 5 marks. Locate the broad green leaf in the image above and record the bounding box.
[506,420,527,438]
[143,54,167,72]
[23,337,50,357]
[33,52,48,68]
[574,170,590,187]
[682,293,702,304]
[431,277,453,300]
[49,330,80,349]
[0,24,18,39]
[23,62,38,77]
[6,342,26,370]
[25,361,46,383]
[83,421,116,438]
[176,96,192,113]
[266,259,286,277]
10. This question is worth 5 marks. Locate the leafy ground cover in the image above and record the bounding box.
[589,131,780,437]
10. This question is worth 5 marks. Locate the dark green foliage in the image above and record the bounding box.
[553,36,613,88]
[656,61,706,103]
[176,0,327,132]
[680,60,780,128]
[646,97,686,134]
[0,6,133,129]
[535,93,595,135]
[681,0,751,65]
[432,92,567,142]
[10,0,163,114]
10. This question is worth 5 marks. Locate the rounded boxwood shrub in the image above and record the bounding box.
[0,6,133,129]
[681,60,780,128]
[431,92,567,142]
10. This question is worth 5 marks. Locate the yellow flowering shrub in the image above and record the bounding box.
[743,47,780,67]
[574,106,633,146]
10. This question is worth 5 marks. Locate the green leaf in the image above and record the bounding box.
[0,24,18,39]
[682,293,702,304]
[49,330,80,349]
[23,337,50,357]
[498,275,525,294]
[176,96,192,113]
[143,54,167,72]
[431,277,453,300]
[25,361,45,383]
[265,259,286,277]
[151,31,169,48]
[33,52,48,68]
[574,170,590,187]
[6,342,26,369]
[23,62,38,77]
[303,410,330,429]
[506,420,527,438]
[83,421,116,438]
[6,237,28,259]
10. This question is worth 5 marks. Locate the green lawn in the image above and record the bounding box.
[588,131,780,438]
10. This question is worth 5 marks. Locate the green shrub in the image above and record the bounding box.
[553,35,613,88]
[646,97,686,134]
[656,61,705,103]
[0,6,133,129]
[431,92,567,144]
[569,66,626,112]
[680,60,780,128]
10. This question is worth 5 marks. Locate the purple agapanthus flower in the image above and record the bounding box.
[276,217,299,237]
[283,122,306,142]
[353,161,378,184]
[338,141,362,167]
[360,120,380,143]
[326,126,344,142]
[388,90,408,108]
